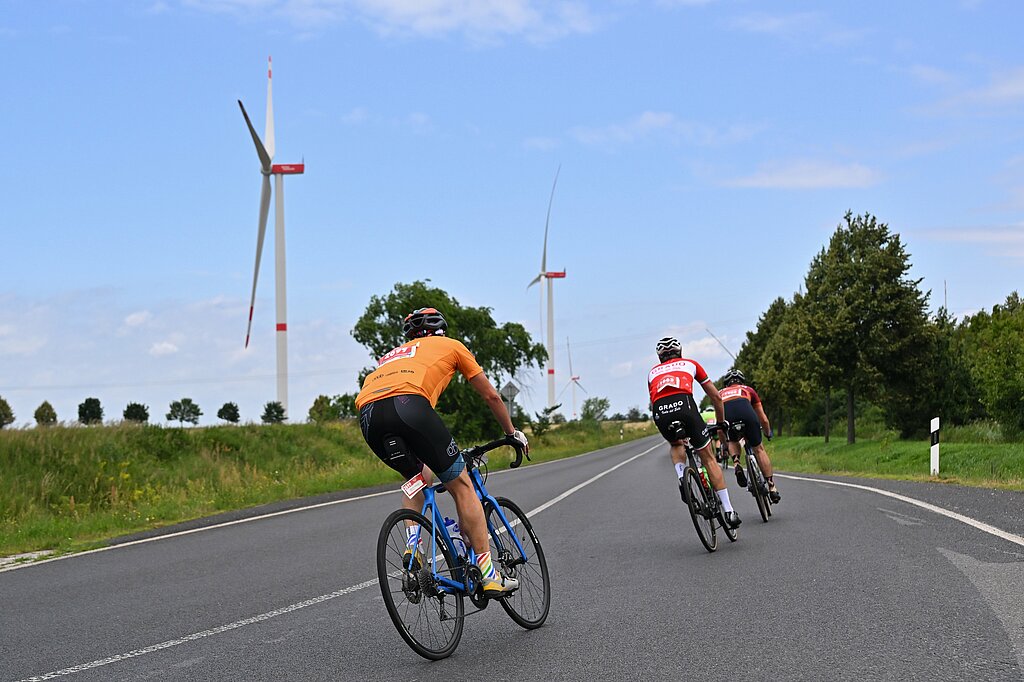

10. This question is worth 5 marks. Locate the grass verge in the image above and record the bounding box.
[0,420,656,559]
[768,435,1024,491]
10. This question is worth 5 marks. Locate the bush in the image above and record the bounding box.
[262,401,286,424]
[308,395,340,424]
[217,402,240,424]
[167,398,202,426]
[34,401,57,427]
[0,397,15,429]
[123,403,150,424]
[78,397,103,425]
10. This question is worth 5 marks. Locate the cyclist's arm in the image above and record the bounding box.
[754,402,772,435]
[702,380,725,424]
[468,373,515,435]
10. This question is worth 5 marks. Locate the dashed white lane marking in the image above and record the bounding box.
[17,441,661,680]
[777,473,1024,548]
[1,436,659,574]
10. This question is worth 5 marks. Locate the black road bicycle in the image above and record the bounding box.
[671,421,737,553]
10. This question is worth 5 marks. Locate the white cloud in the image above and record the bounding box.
[905,64,957,86]
[920,224,1024,261]
[726,160,881,189]
[523,136,560,151]
[729,11,866,47]
[341,107,369,124]
[124,311,152,327]
[610,361,633,379]
[570,111,758,148]
[181,0,598,41]
[149,341,180,356]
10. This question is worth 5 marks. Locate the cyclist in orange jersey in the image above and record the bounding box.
[356,307,529,597]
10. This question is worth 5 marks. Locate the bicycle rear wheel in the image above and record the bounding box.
[484,497,550,629]
[376,509,464,660]
[682,469,717,552]
[747,452,770,523]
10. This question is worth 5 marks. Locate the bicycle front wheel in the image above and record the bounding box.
[376,508,464,660]
[682,469,717,552]
[485,497,551,629]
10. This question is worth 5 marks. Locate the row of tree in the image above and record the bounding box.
[720,211,1023,443]
[0,396,289,428]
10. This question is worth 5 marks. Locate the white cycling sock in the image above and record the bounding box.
[716,488,734,513]
[674,463,687,478]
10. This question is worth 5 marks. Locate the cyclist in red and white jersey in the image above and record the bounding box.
[648,337,740,528]
[720,369,780,502]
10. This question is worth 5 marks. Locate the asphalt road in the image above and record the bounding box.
[3,435,1023,681]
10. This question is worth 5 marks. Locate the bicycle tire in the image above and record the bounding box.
[484,497,551,629]
[747,449,770,523]
[682,468,717,552]
[377,508,464,660]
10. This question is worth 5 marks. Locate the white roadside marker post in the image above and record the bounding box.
[930,417,940,476]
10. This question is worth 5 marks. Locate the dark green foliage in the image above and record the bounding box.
[352,281,546,442]
[531,404,562,438]
[580,396,610,422]
[123,403,149,424]
[626,406,649,422]
[551,412,567,424]
[34,401,57,427]
[0,397,15,429]
[333,393,358,419]
[960,292,1024,436]
[167,398,202,426]
[308,395,340,424]
[78,397,103,425]
[261,401,286,424]
[217,402,240,424]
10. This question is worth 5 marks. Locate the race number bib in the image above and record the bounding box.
[401,473,426,499]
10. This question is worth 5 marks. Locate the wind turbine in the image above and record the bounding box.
[558,337,587,419]
[239,56,304,417]
[527,165,566,410]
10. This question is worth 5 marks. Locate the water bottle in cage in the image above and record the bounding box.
[699,465,710,489]
[443,516,468,558]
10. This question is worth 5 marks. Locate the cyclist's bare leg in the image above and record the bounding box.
[403,467,434,517]
[440,471,488,551]
[754,443,774,478]
[726,440,743,465]
[697,442,725,490]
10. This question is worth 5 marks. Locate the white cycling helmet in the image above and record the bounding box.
[655,337,682,362]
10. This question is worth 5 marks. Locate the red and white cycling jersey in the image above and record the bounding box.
[720,384,761,406]
[647,358,710,403]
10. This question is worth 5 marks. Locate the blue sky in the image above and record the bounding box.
[1,0,1022,427]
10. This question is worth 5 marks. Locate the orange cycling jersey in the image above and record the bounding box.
[355,335,484,410]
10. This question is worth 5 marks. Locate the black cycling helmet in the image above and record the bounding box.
[655,337,682,362]
[723,368,746,387]
[403,307,448,339]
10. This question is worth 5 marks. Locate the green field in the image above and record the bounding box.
[0,420,656,558]
[767,435,1024,491]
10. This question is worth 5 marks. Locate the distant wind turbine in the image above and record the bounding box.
[527,165,566,409]
[557,337,587,419]
[239,56,305,417]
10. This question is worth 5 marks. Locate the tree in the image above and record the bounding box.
[626,406,649,422]
[352,281,546,442]
[802,212,931,444]
[167,398,202,426]
[34,401,57,427]
[217,402,241,424]
[78,397,104,425]
[333,393,358,419]
[962,292,1024,435]
[308,395,341,424]
[0,396,14,429]
[580,396,610,422]
[123,402,149,424]
[262,401,286,424]
[531,404,562,439]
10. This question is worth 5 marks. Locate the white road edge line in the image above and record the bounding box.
[17,441,662,681]
[2,435,659,574]
[777,473,1024,548]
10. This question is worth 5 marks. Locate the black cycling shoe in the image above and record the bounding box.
[768,486,781,504]
[678,478,686,502]
[734,464,748,488]
[724,511,742,528]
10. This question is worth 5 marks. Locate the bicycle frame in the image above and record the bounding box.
[406,462,529,596]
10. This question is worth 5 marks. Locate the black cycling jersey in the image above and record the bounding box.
[359,394,464,482]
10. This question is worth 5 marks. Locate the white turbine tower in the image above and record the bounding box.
[527,166,565,410]
[239,56,304,417]
[558,337,587,419]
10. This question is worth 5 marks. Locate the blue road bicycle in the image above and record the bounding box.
[375,436,551,660]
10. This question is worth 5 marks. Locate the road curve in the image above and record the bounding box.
[2,435,1022,681]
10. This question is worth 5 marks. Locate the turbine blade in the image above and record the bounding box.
[245,174,272,347]
[557,381,572,399]
[265,56,275,161]
[527,273,542,290]
[238,100,272,171]
[540,164,560,272]
[575,380,587,394]
[566,336,573,375]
